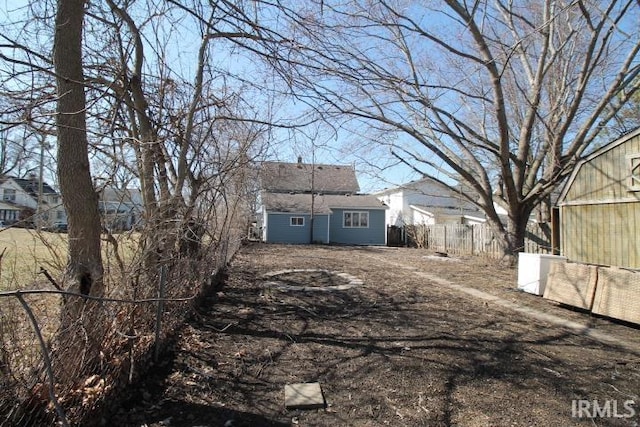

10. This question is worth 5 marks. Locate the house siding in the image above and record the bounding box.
[560,130,640,268]
[0,177,67,227]
[1,180,35,209]
[311,215,330,244]
[412,208,435,225]
[379,190,407,226]
[265,213,330,244]
[375,178,482,227]
[329,208,386,245]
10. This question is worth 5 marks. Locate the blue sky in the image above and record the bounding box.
[0,1,426,194]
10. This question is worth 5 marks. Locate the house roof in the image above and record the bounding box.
[374,176,456,195]
[3,175,58,196]
[261,161,360,194]
[262,192,387,214]
[100,187,143,206]
[410,204,486,221]
[0,200,22,211]
[376,176,479,210]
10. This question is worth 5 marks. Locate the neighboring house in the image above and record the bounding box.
[558,127,640,269]
[259,159,388,245]
[374,177,486,227]
[0,174,67,227]
[98,187,144,231]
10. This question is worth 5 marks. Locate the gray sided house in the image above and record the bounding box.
[559,128,640,269]
[260,160,388,245]
[98,187,144,231]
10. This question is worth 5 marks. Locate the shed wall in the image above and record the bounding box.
[561,202,640,268]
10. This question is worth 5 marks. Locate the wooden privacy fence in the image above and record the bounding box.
[402,223,553,258]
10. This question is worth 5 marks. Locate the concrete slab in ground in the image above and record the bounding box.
[284,382,325,410]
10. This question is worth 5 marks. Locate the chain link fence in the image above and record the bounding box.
[0,213,244,426]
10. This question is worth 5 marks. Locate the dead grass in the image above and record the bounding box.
[111,243,640,427]
[0,228,65,291]
[0,228,141,291]
[0,228,142,407]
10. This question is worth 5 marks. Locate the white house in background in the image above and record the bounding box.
[98,187,144,231]
[374,177,486,226]
[0,174,67,227]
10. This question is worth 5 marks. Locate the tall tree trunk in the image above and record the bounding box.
[499,204,533,266]
[54,0,105,380]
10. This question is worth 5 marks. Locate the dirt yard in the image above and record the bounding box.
[111,243,640,426]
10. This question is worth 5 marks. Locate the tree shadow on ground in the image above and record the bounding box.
[115,399,291,427]
[110,246,640,426]
[190,275,637,426]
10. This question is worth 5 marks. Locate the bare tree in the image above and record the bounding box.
[0,129,36,176]
[0,1,285,421]
[90,1,275,272]
[610,76,640,135]
[53,0,105,378]
[0,2,58,181]
[274,0,640,261]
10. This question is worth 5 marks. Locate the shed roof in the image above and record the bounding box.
[558,127,640,204]
[261,161,360,194]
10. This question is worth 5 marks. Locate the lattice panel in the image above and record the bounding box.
[592,267,640,325]
[543,262,598,310]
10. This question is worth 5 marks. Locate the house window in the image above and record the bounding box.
[290,216,304,226]
[3,189,15,202]
[2,210,17,221]
[56,211,64,220]
[343,211,369,228]
[628,153,640,191]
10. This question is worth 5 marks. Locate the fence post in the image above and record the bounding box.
[443,225,447,253]
[470,225,475,255]
[154,264,167,363]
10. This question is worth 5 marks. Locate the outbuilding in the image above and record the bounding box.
[558,128,640,269]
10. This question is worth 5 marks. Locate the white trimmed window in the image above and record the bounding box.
[3,189,15,202]
[629,153,640,191]
[343,211,369,228]
[290,216,304,226]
